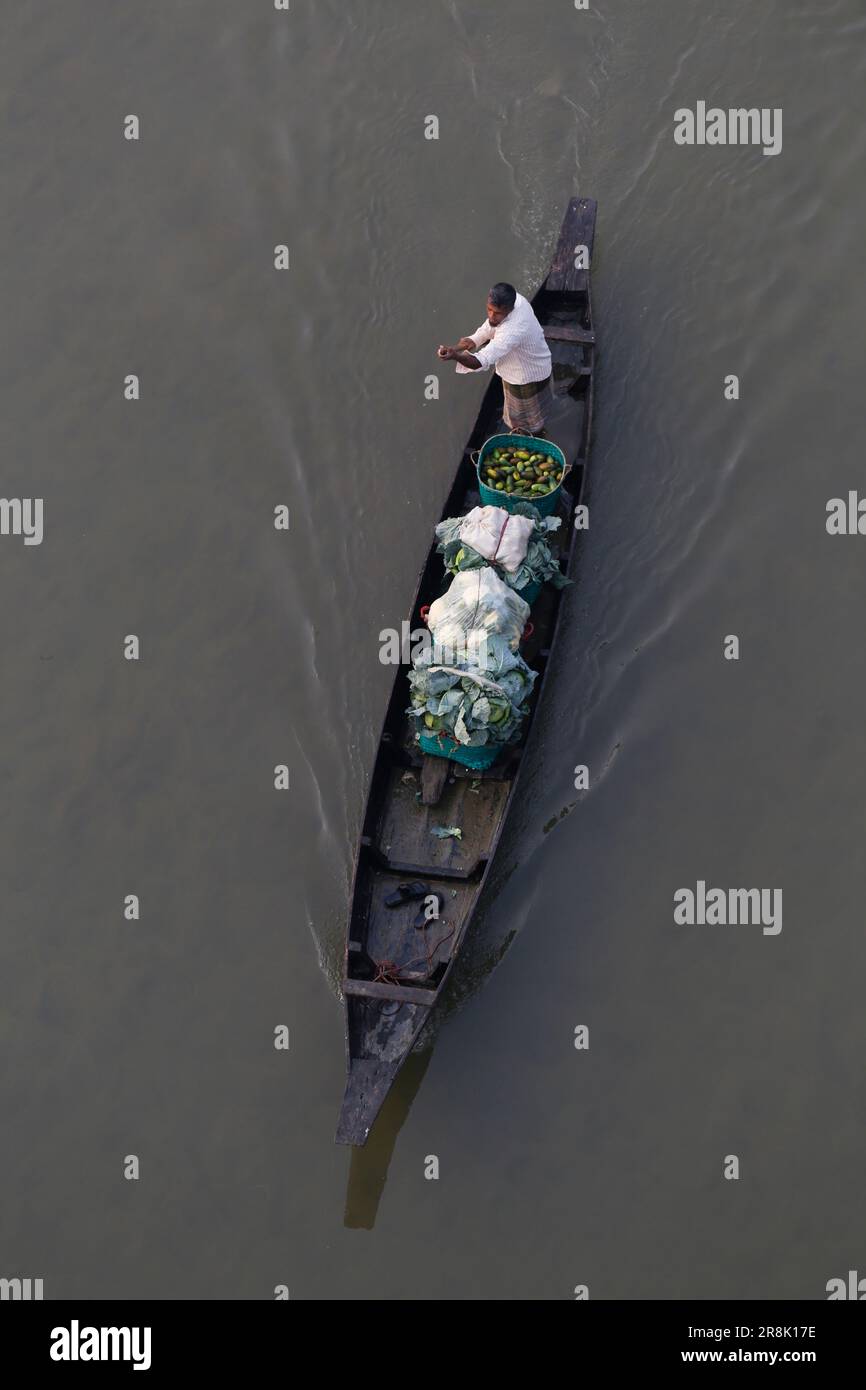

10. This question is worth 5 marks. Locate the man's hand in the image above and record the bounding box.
[437,338,476,359]
[437,343,481,369]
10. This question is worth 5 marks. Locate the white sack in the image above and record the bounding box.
[427,567,530,654]
[459,505,535,574]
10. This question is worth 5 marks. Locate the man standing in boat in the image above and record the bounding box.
[437,282,553,434]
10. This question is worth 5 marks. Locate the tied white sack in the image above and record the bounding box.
[427,567,530,654]
[459,505,535,574]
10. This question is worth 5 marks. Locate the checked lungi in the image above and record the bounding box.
[501,374,553,433]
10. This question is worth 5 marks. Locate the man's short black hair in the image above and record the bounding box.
[488,282,517,311]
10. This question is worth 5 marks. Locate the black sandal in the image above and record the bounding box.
[384,881,429,909]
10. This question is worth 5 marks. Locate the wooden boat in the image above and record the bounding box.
[335,197,598,1145]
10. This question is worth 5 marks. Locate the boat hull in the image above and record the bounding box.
[336,197,598,1144]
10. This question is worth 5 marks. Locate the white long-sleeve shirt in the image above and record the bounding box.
[468,292,552,385]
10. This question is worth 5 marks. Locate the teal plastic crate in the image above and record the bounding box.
[418,731,500,769]
[515,578,542,605]
[475,433,568,519]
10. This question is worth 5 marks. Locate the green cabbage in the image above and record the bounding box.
[407,636,537,747]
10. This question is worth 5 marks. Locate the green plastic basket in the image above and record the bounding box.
[474,433,569,519]
[418,731,500,769]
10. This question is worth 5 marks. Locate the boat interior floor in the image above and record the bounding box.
[351,865,484,985]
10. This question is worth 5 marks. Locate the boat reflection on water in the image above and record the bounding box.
[343,1049,433,1229]
[342,887,520,1230]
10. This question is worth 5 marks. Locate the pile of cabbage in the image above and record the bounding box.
[407,635,537,749]
[407,501,568,757]
[434,501,571,594]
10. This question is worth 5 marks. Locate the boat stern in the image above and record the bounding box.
[335,1058,403,1146]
